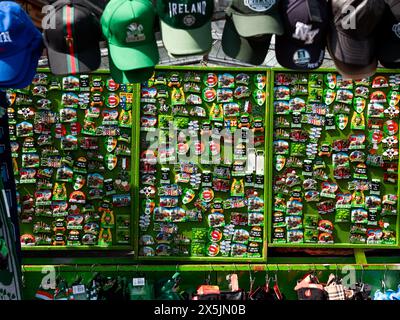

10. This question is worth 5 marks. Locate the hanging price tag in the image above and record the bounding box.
[132,278,145,287]
[72,285,86,295]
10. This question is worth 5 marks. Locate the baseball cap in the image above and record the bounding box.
[377,0,400,68]
[43,0,102,75]
[222,0,283,65]
[1,42,43,89]
[156,0,214,56]
[327,0,385,79]
[101,0,159,71]
[0,2,43,83]
[222,16,271,65]
[109,58,155,84]
[276,0,329,70]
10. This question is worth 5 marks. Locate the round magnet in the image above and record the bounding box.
[203,88,216,102]
[177,142,189,155]
[384,120,398,136]
[209,229,223,242]
[200,187,214,202]
[204,73,217,87]
[207,243,220,256]
[106,78,120,92]
[106,93,120,108]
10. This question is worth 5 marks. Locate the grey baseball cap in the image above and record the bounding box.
[327,0,385,78]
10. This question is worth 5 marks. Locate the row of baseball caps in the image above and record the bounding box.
[2,0,400,87]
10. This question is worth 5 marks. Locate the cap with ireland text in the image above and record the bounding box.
[156,0,214,56]
[101,0,159,71]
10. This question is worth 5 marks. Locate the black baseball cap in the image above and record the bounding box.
[43,0,102,75]
[276,0,329,70]
[377,0,400,68]
[222,0,283,65]
[327,0,385,79]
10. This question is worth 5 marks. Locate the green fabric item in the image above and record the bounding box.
[156,0,214,29]
[109,57,154,84]
[222,16,271,65]
[101,0,159,71]
[226,0,283,37]
[160,20,212,55]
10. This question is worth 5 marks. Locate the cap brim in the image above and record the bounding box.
[328,28,375,65]
[47,44,101,75]
[4,48,41,89]
[109,58,154,84]
[332,57,377,80]
[160,20,212,56]
[0,48,30,82]
[231,11,283,37]
[275,35,325,70]
[222,16,271,65]
[109,41,159,71]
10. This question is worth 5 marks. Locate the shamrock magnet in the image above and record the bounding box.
[324,89,336,105]
[335,114,348,130]
[325,73,337,89]
[106,154,118,171]
[253,89,266,106]
[275,155,286,172]
[73,174,86,191]
[105,137,117,152]
[353,97,366,113]
[254,73,266,90]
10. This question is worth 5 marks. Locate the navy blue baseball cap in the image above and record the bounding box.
[0,2,43,84]
[377,0,400,68]
[276,0,329,70]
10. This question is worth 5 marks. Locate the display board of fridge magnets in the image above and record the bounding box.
[9,69,137,250]
[137,67,268,261]
[268,69,400,248]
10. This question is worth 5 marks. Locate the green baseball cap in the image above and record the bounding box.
[101,0,159,71]
[109,58,155,84]
[222,0,283,64]
[156,0,214,55]
[222,15,272,65]
[226,0,283,38]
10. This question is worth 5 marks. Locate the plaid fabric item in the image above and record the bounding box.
[324,274,346,301]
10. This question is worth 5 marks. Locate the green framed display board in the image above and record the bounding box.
[9,69,138,251]
[267,68,400,249]
[136,66,269,262]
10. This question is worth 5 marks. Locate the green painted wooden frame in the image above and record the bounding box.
[135,65,270,262]
[20,68,140,252]
[267,67,400,249]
